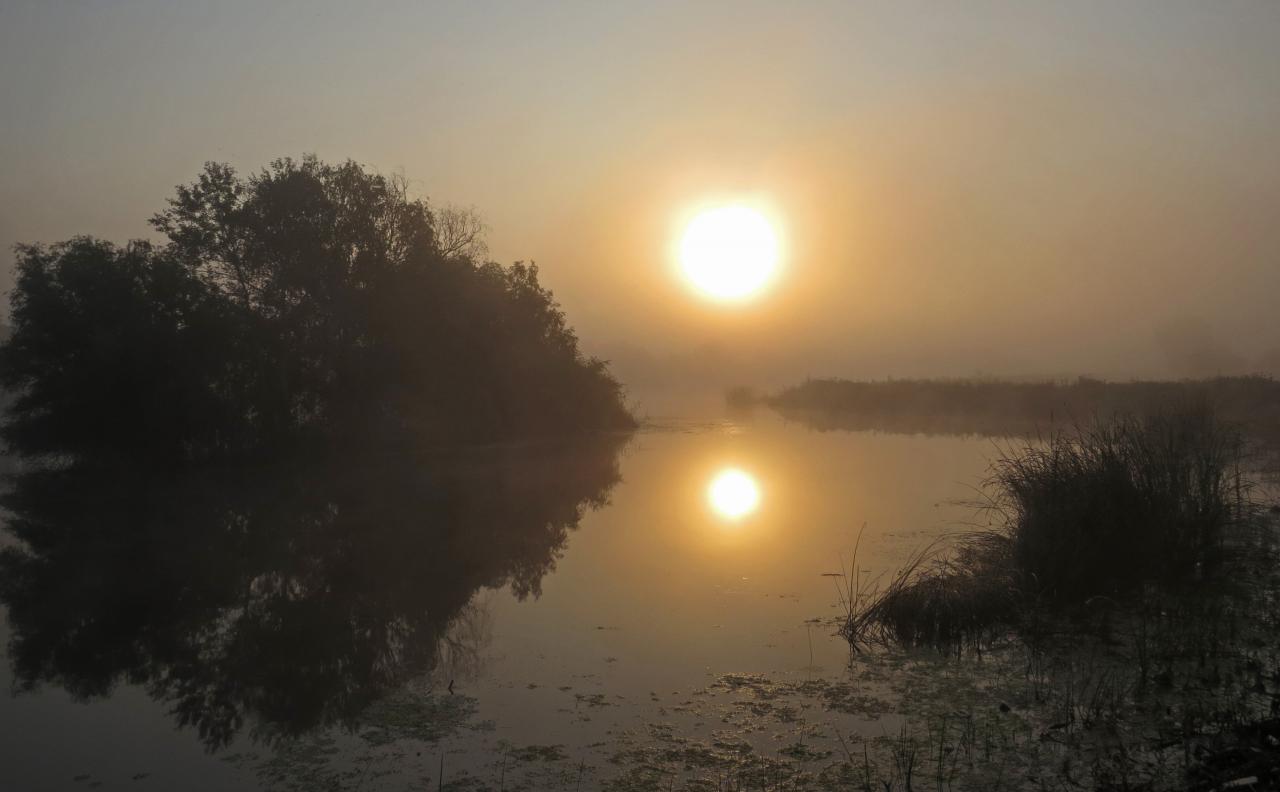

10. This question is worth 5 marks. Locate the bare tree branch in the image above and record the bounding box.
[434,204,488,261]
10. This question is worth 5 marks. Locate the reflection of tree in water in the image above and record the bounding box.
[0,437,625,748]
[435,596,495,685]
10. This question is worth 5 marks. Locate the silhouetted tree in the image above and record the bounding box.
[1,156,633,463]
[0,157,637,750]
[0,238,257,462]
[432,203,489,260]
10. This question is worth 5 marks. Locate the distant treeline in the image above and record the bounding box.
[762,376,1280,438]
[0,156,634,466]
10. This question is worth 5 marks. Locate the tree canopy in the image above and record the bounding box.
[0,156,634,464]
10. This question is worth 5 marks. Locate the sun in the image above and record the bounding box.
[678,206,780,302]
[707,468,761,520]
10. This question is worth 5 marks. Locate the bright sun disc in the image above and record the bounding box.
[708,468,761,520]
[679,206,779,301]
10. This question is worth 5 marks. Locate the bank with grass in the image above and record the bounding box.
[836,406,1280,789]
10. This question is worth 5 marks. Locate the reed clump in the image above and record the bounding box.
[839,533,1020,648]
[995,405,1250,601]
[842,406,1256,647]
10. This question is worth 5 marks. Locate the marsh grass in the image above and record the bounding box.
[842,406,1257,648]
[825,408,1280,792]
[990,405,1253,601]
[837,532,1020,649]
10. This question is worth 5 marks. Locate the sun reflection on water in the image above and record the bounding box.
[707,468,760,520]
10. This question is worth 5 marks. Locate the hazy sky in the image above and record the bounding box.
[4,1,1280,400]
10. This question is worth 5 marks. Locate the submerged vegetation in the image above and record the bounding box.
[0,156,634,467]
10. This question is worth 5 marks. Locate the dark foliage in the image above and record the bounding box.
[0,156,634,464]
[0,238,253,461]
[843,407,1255,647]
[992,407,1252,600]
[842,534,1020,648]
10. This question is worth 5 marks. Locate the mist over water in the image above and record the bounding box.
[4,2,1280,790]
[6,2,1280,388]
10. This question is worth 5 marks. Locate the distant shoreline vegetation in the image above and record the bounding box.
[748,375,1280,439]
[0,156,635,466]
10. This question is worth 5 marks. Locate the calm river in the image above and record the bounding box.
[1,413,1007,791]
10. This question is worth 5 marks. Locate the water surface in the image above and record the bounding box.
[1,415,996,790]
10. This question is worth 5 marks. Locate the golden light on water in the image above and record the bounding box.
[707,468,761,520]
[678,206,780,302]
